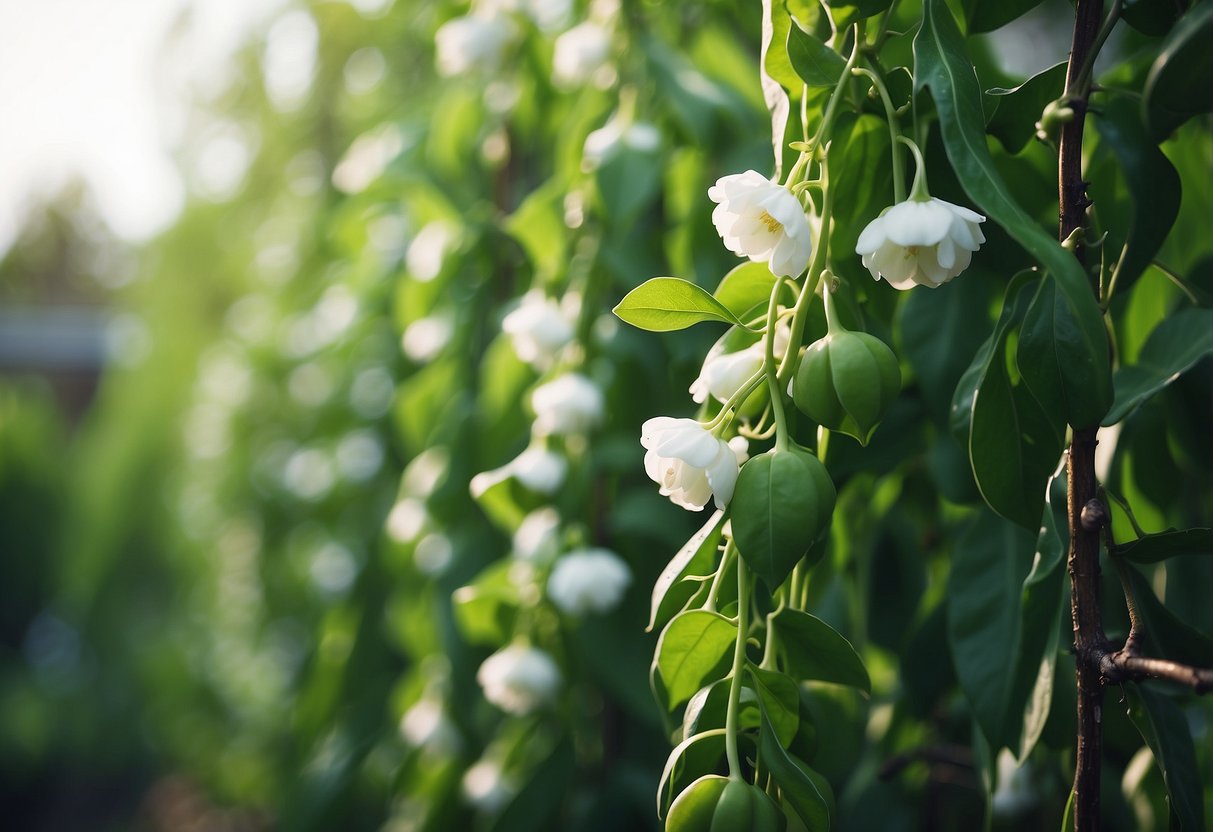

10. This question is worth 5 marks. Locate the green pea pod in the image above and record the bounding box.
[710,779,787,832]
[731,447,836,590]
[666,775,729,832]
[793,329,901,446]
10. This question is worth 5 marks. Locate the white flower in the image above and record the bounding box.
[501,290,574,369]
[513,507,561,562]
[552,21,612,87]
[463,759,516,812]
[531,373,604,436]
[476,643,562,714]
[641,417,749,511]
[689,325,788,405]
[690,349,762,406]
[523,0,571,30]
[855,197,986,289]
[470,445,566,502]
[400,699,462,755]
[406,220,459,282]
[708,170,813,278]
[547,548,631,614]
[401,314,452,363]
[508,445,568,493]
[582,118,660,170]
[435,14,514,77]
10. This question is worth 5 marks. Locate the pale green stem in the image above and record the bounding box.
[777,154,836,387]
[763,278,791,451]
[703,542,735,614]
[724,550,750,779]
[897,135,930,201]
[702,369,767,433]
[851,66,905,203]
[823,283,844,333]
[870,0,900,49]
[801,83,812,143]
[789,561,806,612]
[806,24,865,153]
[761,606,782,669]
[782,151,813,190]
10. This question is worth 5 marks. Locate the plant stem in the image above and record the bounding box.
[777,155,836,387]
[852,66,905,202]
[764,278,791,451]
[724,554,751,780]
[1060,2,1107,829]
[807,24,865,153]
[704,541,736,614]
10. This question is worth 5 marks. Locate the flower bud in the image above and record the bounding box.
[793,329,900,446]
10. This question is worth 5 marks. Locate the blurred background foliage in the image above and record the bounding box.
[0,0,1209,830]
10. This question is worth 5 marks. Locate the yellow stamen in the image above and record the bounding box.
[758,210,783,234]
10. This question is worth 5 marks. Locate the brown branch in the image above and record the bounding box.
[1092,504,1213,692]
[1101,648,1213,693]
[1060,1,1107,830]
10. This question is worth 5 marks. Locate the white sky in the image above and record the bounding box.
[0,0,291,252]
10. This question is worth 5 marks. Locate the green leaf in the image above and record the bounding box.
[504,178,569,282]
[1105,308,1213,424]
[681,678,731,739]
[1011,474,1068,760]
[656,729,728,817]
[1143,0,1213,141]
[948,510,1036,747]
[1018,276,1102,431]
[915,0,1112,428]
[1117,528,1213,564]
[1124,685,1207,831]
[969,277,1066,529]
[770,608,871,692]
[949,333,996,443]
[492,737,574,832]
[786,17,847,87]
[452,562,520,646]
[1094,98,1182,292]
[731,448,836,589]
[1122,0,1185,36]
[828,114,894,263]
[899,269,996,424]
[656,610,738,709]
[962,0,1045,34]
[750,665,801,747]
[649,510,725,632]
[761,0,795,180]
[985,62,1066,154]
[614,277,749,332]
[755,688,832,831]
[596,144,663,228]
[713,261,795,320]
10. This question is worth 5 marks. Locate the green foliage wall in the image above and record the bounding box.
[2,1,1211,830]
